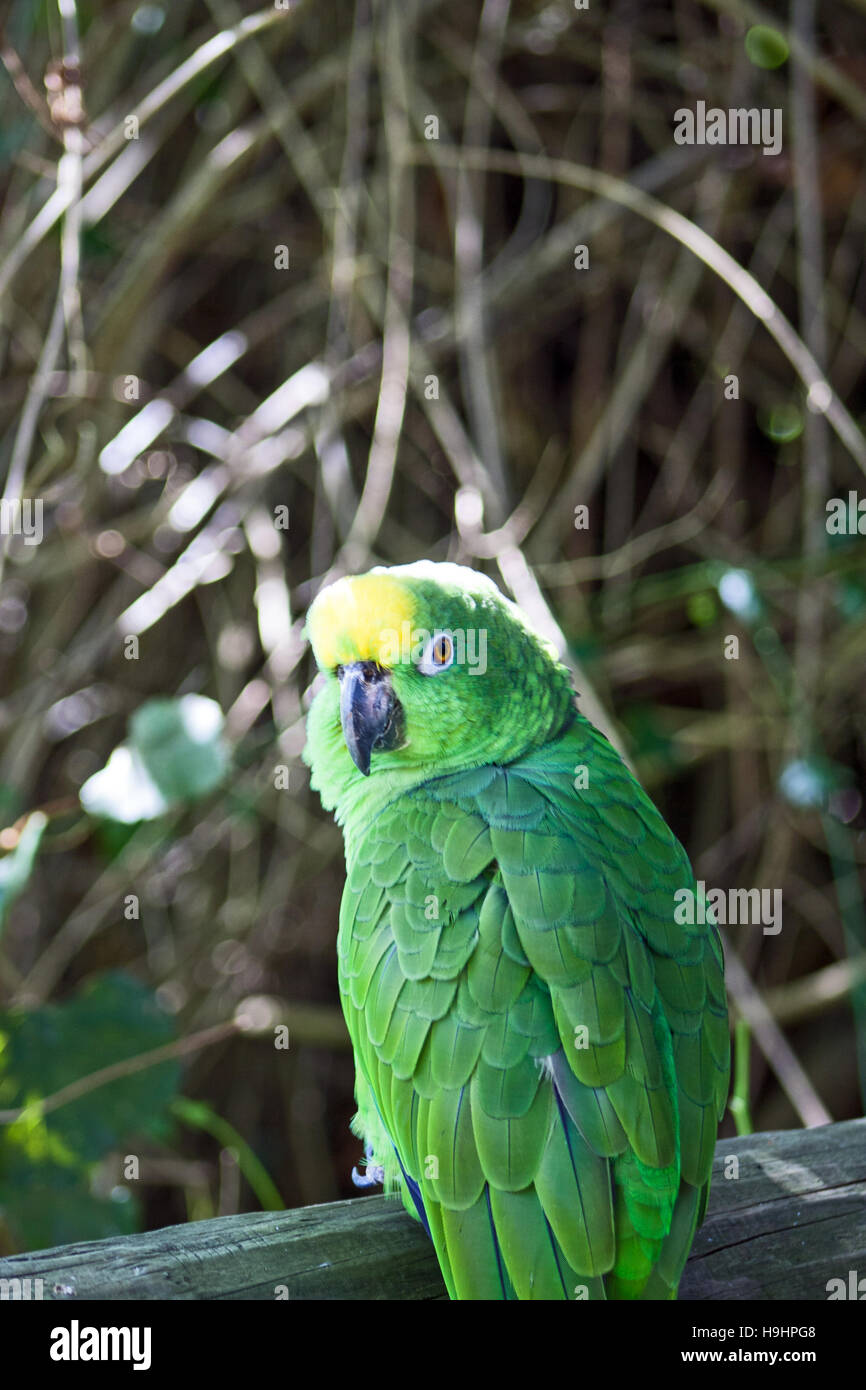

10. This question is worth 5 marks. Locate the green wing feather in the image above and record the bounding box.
[339,710,729,1299]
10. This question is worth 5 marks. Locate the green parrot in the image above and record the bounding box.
[303,560,729,1299]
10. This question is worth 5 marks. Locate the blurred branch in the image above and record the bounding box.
[0,0,87,581]
[724,940,832,1127]
[789,0,830,759]
[0,1020,238,1125]
[171,1096,284,1212]
[416,146,866,473]
[0,997,349,1126]
[698,0,866,124]
[729,1018,753,1136]
[0,37,61,143]
[0,5,297,309]
[765,955,866,1025]
[450,0,512,523]
[339,1,415,569]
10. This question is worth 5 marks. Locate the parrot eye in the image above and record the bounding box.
[417,630,455,675]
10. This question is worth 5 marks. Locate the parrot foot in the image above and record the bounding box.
[352,1145,385,1188]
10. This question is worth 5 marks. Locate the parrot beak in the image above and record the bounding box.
[338,662,404,776]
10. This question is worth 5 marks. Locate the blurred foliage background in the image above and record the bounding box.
[0,0,864,1255]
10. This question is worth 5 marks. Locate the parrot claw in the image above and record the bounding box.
[351,1163,385,1188]
[352,1144,385,1188]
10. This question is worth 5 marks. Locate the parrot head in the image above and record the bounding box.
[304,561,575,807]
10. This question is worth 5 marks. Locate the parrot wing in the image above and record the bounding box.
[339,712,729,1299]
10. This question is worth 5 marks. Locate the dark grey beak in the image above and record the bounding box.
[338,662,403,776]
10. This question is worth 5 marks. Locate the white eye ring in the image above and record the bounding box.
[417,630,455,675]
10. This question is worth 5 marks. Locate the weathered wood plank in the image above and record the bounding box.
[680,1116,866,1301]
[2,1194,446,1302]
[2,1118,863,1300]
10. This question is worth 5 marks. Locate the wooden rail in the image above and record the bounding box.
[2,1118,863,1300]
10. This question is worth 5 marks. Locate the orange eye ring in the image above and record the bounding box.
[432,634,452,665]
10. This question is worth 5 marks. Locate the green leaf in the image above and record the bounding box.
[620,704,677,769]
[0,812,46,940]
[79,745,168,823]
[758,401,803,443]
[0,972,181,1250]
[131,695,228,802]
[686,592,718,628]
[171,1097,284,1211]
[0,972,179,1159]
[745,26,789,70]
[80,695,228,823]
[0,1157,140,1252]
